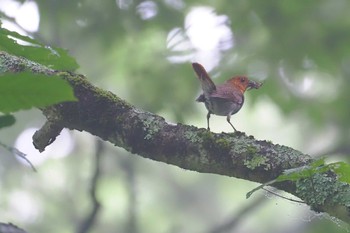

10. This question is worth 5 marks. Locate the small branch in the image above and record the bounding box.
[33,120,64,152]
[262,187,305,204]
[0,141,37,172]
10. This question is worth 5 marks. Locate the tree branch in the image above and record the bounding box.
[1,51,349,224]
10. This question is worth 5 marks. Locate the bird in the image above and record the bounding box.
[192,62,262,131]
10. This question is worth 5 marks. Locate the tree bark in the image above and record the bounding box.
[1,51,349,224]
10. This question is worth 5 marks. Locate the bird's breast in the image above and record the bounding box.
[205,97,243,116]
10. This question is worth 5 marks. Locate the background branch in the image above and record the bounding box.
[207,195,267,233]
[76,139,103,233]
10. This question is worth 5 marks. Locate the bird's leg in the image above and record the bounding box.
[226,115,237,131]
[206,112,211,130]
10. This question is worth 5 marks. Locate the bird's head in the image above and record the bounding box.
[226,76,263,93]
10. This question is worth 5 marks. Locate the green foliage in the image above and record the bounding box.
[247,158,350,200]
[276,158,327,182]
[331,162,350,184]
[0,26,79,71]
[277,159,350,185]
[0,72,77,113]
[0,114,15,129]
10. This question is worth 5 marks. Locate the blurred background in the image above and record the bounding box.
[1,0,350,232]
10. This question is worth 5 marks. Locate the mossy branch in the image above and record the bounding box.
[1,51,349,224]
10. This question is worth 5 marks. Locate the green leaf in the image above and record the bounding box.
[329,162,350,184]
[247,156,350,199]
[0,72,77,113]
[0,114,16,129]
[276,158,327,182]
[0,27,79,71]
[274,158,350,185]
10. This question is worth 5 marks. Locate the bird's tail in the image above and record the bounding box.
[192,63,216,94]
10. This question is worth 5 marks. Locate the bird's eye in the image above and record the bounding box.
[240,77,246,83]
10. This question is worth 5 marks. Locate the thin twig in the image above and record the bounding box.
[262,187,305,204]
[0,141,37,172]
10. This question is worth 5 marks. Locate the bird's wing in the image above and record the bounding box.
[210,86,244,105]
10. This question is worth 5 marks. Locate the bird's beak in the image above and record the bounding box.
[247,80,263,90]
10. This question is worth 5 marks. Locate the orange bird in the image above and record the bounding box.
[192,62,262,131]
